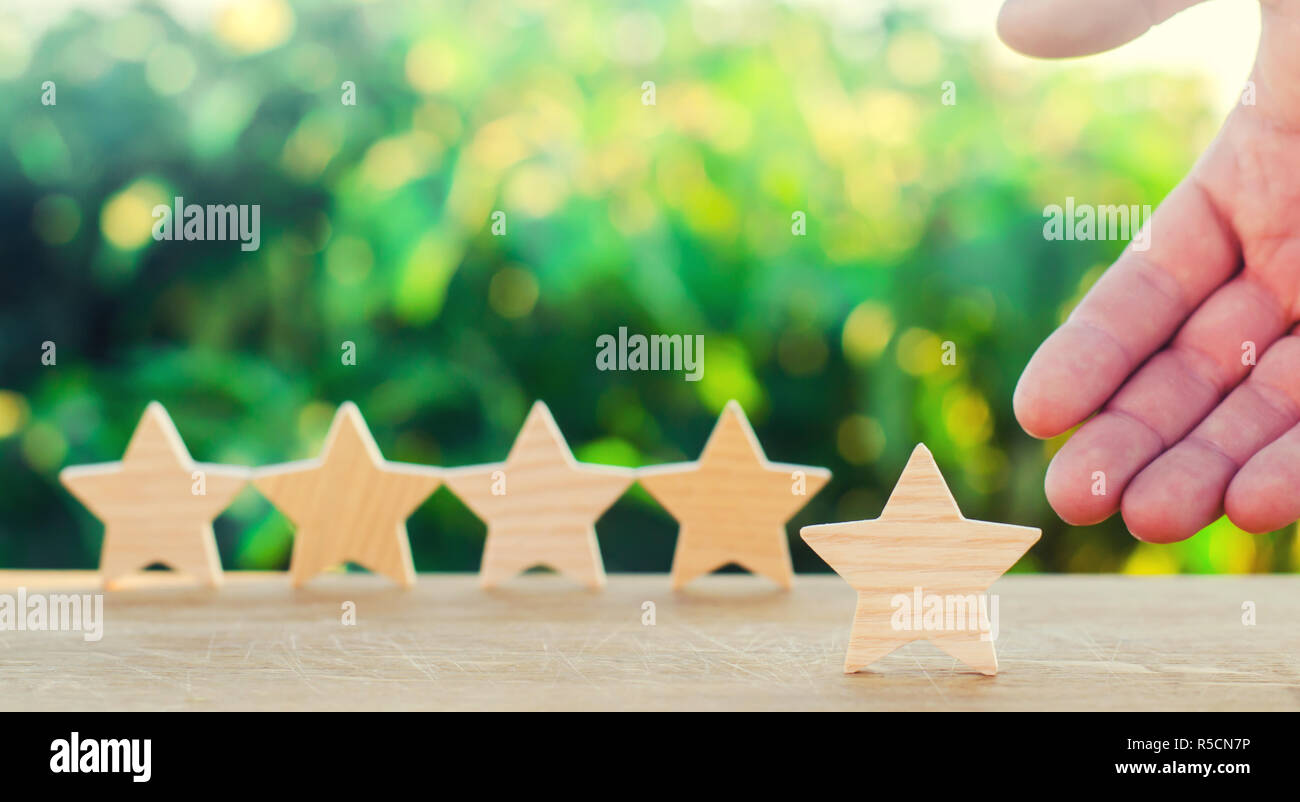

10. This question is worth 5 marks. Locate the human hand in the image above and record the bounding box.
[1000,0,1300,541]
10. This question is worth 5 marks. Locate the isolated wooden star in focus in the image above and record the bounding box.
[253,402,440,588]
[442,401,634,589]
[60,402,248,589]
[638,401,831,590]
[801,444,1040,675]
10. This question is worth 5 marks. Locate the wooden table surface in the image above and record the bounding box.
[0,571,1295,711]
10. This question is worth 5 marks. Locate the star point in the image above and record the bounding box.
[638,401,831,590]
[59,402,249,589]
[801,443,1040,675]
[878,443,964,522]
[253,402,440,588]
[442,401,634,589]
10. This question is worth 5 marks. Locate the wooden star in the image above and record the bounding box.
[252,402,440,588]
[442,401,634,589]
[801,444,1040,675]
[638,401,831,590]
[59,402,248,589]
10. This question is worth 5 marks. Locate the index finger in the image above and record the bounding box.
[1014,174,1240,438]
[998,0,1212,58]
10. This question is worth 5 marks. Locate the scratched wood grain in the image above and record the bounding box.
[0,572,1294,711]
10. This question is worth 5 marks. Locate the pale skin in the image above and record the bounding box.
[999,0,1300,541]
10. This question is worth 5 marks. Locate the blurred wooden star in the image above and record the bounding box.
[253,402,440,588]
[638,401,831,590]
[60,402,248,589]
[443,401,634,589]
[801,444,1040,675]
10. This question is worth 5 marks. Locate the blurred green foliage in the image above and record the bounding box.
[0,0,1293,574]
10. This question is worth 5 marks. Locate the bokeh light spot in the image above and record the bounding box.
[100,179,168,251]
[885,30,942,86]
[325,235,374,286]
[215,0,296,54]
[405,36,459,94]
[836,415,884,465]
[0,391,31,438]
[942,386,992,447]
[145,43,197,95]
[488,266,540,319]
[777,328,828,376]
[698,339,763,415]
[895,327,942,376]
[505,164,569,218]
[21,422,66,473]
[842,301,894,363]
